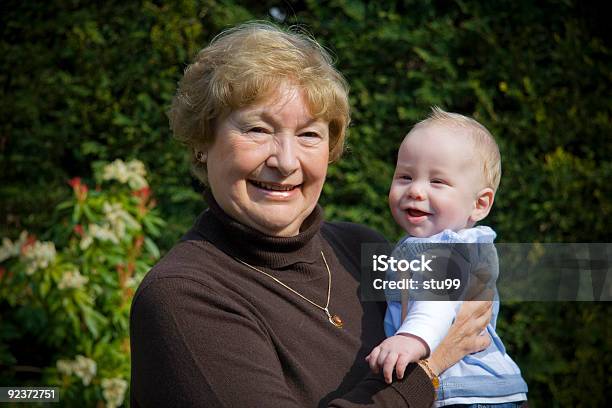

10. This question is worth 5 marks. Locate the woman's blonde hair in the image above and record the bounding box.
[168,22,350,183]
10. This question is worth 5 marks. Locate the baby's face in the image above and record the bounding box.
[389,124,484,237]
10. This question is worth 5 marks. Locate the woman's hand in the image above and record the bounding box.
[427,300,493,376]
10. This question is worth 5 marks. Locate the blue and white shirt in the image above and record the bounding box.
[384,226,528,406]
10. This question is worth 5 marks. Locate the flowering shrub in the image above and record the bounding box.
[0,159,164,407]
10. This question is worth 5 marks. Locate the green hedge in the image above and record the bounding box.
[1,1,610,406]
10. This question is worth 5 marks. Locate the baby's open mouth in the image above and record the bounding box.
[249,180,300,192]
[406,209,430,217]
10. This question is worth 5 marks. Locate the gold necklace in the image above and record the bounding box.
[235,251,343,328]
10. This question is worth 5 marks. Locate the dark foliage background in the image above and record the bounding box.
[1,0,610,406]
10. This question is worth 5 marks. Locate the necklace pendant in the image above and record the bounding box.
[329,314,343,328]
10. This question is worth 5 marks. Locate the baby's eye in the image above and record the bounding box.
[431,179,447,185]
[399,175,412,181]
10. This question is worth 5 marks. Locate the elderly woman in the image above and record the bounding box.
[130,22,492,407]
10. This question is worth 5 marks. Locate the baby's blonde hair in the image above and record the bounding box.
[411,106,502,191]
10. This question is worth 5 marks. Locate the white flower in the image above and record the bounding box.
[58,269,88,290]
[79,235,93,250]
[20,240,56,275]
[103,159,130,184]
[0,231,28,262]
[81,200,140,246]
[88,224,119,244]
[73,355,96,386]
[101,378,128,408]
[126,160,146,176]
[56,355,96,386]
[126,160,148,190]
[127,174,148,190]
[0,238,16,263]
[102,159,148,190]
[102,202,139,239]
[56,359,74,376]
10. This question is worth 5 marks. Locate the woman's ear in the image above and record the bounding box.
[194,142,209,163]
[195,150,207,163]
[470,188,495,223]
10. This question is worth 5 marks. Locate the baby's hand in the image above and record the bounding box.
[365,334,428,384]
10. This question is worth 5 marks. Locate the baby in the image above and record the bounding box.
[366,108,528,407]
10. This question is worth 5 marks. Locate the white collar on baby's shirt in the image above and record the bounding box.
[400,226,496,244]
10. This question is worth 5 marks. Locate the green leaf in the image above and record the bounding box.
[144,236,160,259]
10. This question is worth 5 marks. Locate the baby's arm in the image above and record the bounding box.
[365,332,428,384]
[396,300,461,352]
[367,300,460,383]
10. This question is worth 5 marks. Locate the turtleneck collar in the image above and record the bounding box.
[185,190,325,270]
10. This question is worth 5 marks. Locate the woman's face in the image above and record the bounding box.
[206,84,330,237]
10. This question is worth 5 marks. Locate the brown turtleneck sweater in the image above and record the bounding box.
[130,195,434,407]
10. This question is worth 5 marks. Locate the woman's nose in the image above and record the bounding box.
[266,137,299,176]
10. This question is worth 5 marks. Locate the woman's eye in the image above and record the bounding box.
[299,131,323,145]
[248,127,269,134]
[400,175,412,181]
[300,131,321,139]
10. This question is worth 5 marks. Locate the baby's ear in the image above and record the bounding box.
[470,188,495,223]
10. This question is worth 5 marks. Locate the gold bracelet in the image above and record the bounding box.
[417,359,440,391]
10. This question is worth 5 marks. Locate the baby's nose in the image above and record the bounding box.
[407,183,425,200]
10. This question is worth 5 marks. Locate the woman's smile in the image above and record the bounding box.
[247,179,303,200]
